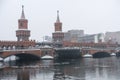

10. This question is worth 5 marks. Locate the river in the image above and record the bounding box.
[0,57,120,80]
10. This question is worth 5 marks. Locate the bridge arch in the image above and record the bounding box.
[15,53,40,61]
[116,52,120,57]
[92,51,111,58]
[3,52,40,61]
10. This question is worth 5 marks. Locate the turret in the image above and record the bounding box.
[16,5,30,41]
[54,10,62,32]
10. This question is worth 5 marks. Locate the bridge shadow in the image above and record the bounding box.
[17,69,30,80]
[92,52,111,58]
[15,53,40,61]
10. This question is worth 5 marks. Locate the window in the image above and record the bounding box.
[20,23,23,26]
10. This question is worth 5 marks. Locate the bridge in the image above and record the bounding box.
[0,43,120,60]
[81,47,117,58]
[62,41,120,58]
[0,46,119,60]
[0,47,54,60]
[81,47,115,54]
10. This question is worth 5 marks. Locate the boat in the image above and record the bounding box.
[82,53,92,58]
[54,47,82,59]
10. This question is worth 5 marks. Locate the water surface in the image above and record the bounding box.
[0,57,120,80]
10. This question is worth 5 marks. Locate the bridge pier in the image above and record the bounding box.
[40,47,54,58]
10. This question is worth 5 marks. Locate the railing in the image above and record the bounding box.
[0,45,118,52]
[55,47,80,50]
[1,48,40,52]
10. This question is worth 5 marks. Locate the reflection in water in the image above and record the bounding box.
[84,57,120,80]
[17,69,30,80]
[53,59,85,80]
[0,57,120,80]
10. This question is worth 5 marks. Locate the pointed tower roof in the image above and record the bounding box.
[56,10,60,22]
[21,5,25,19]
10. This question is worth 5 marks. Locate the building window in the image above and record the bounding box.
[20,23,23,26]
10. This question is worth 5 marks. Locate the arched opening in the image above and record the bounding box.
[116,52,120,57]
[15,53,40,61]
[3,46,7,50]
[7,45,12,50]
[12,46,16,50]
[93,52,111,58]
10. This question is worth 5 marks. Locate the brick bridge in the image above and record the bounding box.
[0,47,118,60]
[63,41,119,56]
[0,41,119,59]
[0,48,54,60]
[81,47,115,55]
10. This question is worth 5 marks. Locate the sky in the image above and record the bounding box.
[0,0,120,41]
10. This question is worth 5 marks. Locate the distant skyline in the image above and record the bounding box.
[0,0,120,41]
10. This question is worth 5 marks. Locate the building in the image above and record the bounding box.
[44,36,52,42]
[52,11,64,44]
[78,33,104,43]
[16,5,30,41]
[105,31,120,44]
[0,6,35,49]
[64,30,84,42]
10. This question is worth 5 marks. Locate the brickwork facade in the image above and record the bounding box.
[0,6,34,49]
[52,11,64,43]
[63,41,118,48]
[0,40,35,49]
[16,6,30,41]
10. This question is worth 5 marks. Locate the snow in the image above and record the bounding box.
[83,54,92,58]
[4,55,16,62]
[111,53,116,56]
[0,57,3,61]
[44,45,51,48]
[41,55,54,59]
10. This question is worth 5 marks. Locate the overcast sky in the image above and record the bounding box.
[0,0,120,41]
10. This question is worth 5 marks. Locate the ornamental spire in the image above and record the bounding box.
[56,10,60,22]
[21,5,25,19]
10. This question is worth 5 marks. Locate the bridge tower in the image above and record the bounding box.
[16,5,30,41]
[52,11,64,45]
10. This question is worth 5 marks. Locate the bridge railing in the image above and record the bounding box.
[0,47,40,52]
[55,47,80,50]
